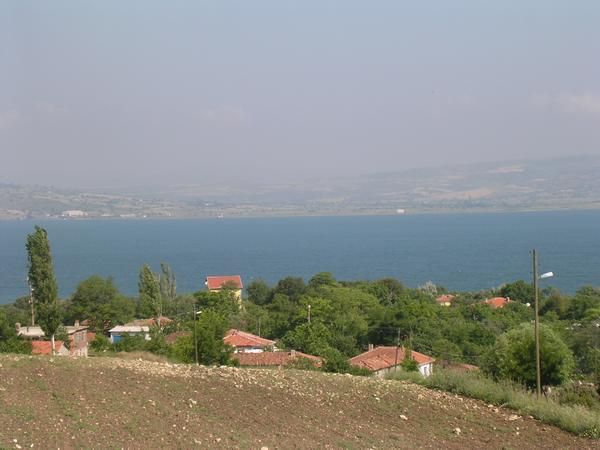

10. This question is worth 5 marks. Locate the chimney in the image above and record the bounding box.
[290,349,296,357]
[15,323,21,333]
[368,343,374,351]
[75,320,80,328]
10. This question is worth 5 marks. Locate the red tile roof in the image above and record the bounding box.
[233,351,322,367]
[349,346,435,372]
[224,329,275,349]
[436,294,456,304]
[484,297,512,309]
[206,276,243,290]
[31,340,64,355]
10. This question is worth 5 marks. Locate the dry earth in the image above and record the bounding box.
[0,355,597,449]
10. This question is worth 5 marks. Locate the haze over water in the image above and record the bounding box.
[1,210,599,303]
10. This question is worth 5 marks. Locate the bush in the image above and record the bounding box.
[90,334,112,352]
[388,368,600,438]
[114,334,147,352]
[0,338,31,354]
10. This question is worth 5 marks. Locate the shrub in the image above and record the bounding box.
[388,368,600,438]
[90,334,112,352]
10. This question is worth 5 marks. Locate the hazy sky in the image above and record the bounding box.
[1,1,599,187]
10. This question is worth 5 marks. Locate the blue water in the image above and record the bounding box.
[1,211,599,303]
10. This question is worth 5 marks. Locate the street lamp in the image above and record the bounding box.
[192,305,202,366]
[532,249,554,398]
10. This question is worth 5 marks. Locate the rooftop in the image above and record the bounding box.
[206,275,243,290]
[349,346,435,372]
[224,329,275,349]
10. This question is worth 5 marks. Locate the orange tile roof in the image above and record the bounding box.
[436,294,456,304]
[484,297,512,309]
[206,276,243,290]
[233,351,322,367]
[349,346,435,372]
[224,329,275,349]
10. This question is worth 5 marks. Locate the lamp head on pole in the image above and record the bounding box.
[539,272,554,280]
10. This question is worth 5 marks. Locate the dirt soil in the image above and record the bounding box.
[0,354,597,449]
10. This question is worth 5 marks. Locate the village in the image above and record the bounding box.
[13,274,518,379]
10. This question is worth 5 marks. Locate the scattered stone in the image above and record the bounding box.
[400,415,408,421]
[453,427,461,436]
[508,414,520,421]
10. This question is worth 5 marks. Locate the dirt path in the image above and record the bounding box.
[0,355,596,449]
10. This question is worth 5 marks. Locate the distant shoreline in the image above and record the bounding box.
[2,204,600,222]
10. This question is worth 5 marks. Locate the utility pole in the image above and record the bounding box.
[307,304,311,324]
[533,249,541,399]
[257,317,261,337]
[394,328,401,372]
[193,303,199,366]
[27,276,35,326]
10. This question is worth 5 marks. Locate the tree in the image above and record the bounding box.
[138,265,162,319]
[67,275,135,331]
[499,280,535,305]
[171,310,233,365]
[308,272,338,290]
[26,226,60,354]
[0,309,31,354]
[483,323,574,388]
[246,279,272,306]
[159,263,177,304]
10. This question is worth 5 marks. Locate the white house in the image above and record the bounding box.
[349,346,435,378]
[108,325,150,343]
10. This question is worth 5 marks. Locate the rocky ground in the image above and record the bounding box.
[0,354,596,449]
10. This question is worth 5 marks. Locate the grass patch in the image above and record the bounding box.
[388,369,600,438]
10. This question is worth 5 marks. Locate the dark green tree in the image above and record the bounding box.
[67,275,135,331]
[171,310,233,365]
[26,226,60,354]
[159,263,177,304]
[138,265,162,319]
[483,323,574,388]
[246,279,272,306]
[0,309,31,354]
[499,280,535,304]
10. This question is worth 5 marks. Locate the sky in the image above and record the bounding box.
[1,1,600,188]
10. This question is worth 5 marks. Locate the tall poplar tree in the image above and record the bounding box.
[26,226,61,354]
[138,264,162,321]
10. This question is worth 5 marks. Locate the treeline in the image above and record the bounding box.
[2,268,600,383]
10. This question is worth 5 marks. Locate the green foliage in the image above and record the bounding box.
[26,226,60,340]
[144,326,170,356]
[171,311,233,366]
[114,334,147,352]
[194,290,240,318]
[0,310,31,354]
[273,277,306,303]
[246,279,272,306]
[401,351,419,372]
[282,322,332,356]
[388,369,600,438]
[89,334,112,352]
[138,264,162,318]
[567,286,600,321]
[66,275,135,331]
[483,323,575,388]
[159,263,177,304]
[308,272,338,290]
[499,280,535,304]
